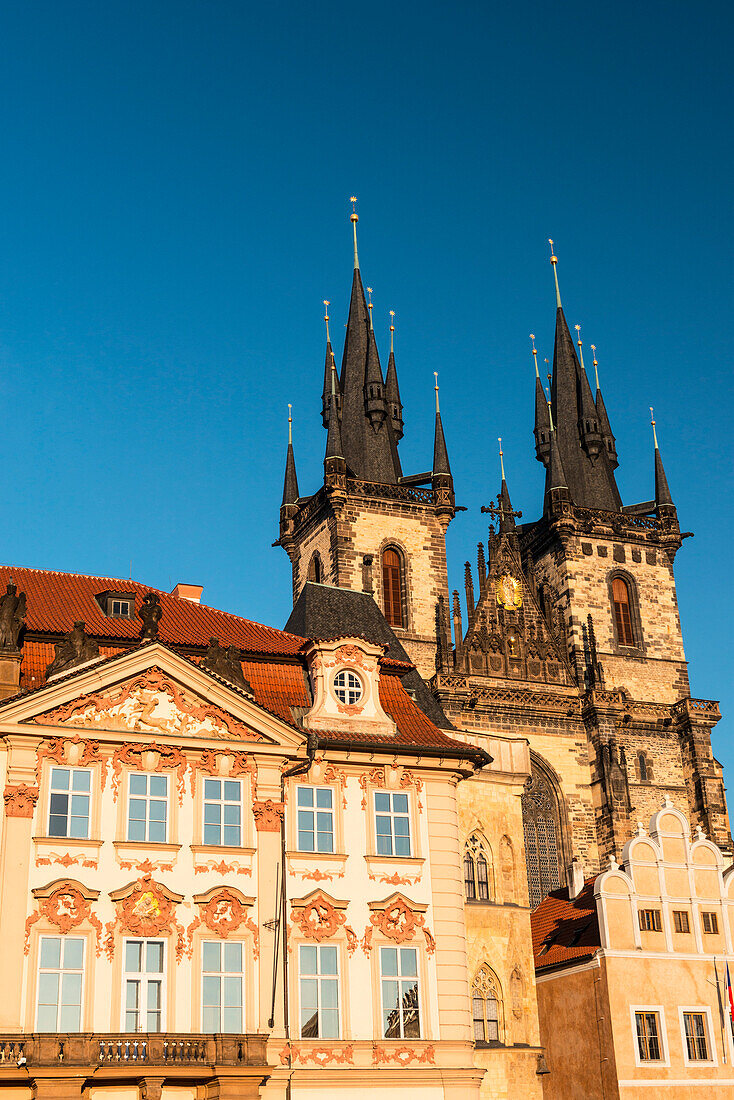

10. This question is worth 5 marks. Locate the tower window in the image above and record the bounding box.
[382,548,404,628]
[611,576,635,647]
[307,554,323,584]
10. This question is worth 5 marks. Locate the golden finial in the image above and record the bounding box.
[650,406,659,449]
[548,238,562,308]
[288,403,293,445]
[350,196,359,269]
[530,333,539,378]
[434,371,440,414]
[545,388,555,431]
[367,286,374,329]
[575,323,586,371]
[591,344,600,390]
[498,437,506,481]
[390,309,395,354]
[323,299,331,344]
[330,350,337,397]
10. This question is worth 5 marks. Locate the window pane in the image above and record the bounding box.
[316,788,332,809]
[321,1007,339,1038]
[70,814,88,839]
[382,980,400,1037]
[147,942,164,973]
[37,1004,57,1031]
[223,825,240,846]
[149,776,167,797]
[395,834,411,857]
[127,818,145,842]
[148,818,166,843]
[223,976,241,1009]
[321,979,338,1009]
[72,771,90,792]
[403,983,420,1038]
[125,941,142,973]
[49,792,69,817]
[40,937,61,969]
[38,972,59,1010]
[63,938,84,970]
[148,800,167,821]
[320,946,338,975]
[202,941,220,972]
[204,803,221,824]
[224,942,242,972]
[298,829,315,852]
[202,975,221,1008]
[375,792,390,812]
[129,774,147,795]
[126,980,140,1010]
[223,804,240,826]
[300,946,317,974]
[400,949,418,976]
[204,779,221,800]
[147,980,161,1011]
[204,824,221,845]
[381,948,398,977]
[392,793,408,814]
[51,768,70,790]
[224,780,240,802]
[222,1005,242,1032]
[203,1005,220,1032]
[297,787,314,807]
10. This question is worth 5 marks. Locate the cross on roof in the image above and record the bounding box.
[481,495,523,525]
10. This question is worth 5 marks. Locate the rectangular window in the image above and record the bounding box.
[673,910,690,934]
[123,939,165,1032]
[36,936,84,1032]
[48,767,91,839]
[202,941,243,1032]
[638,909,662,932]
[203,778,242,846]
[299,944,339,1039]
[683,1012,710,1061]
[380,946,420,1039]
[374,791,411,857]
[296,786,334,853]
[635,1011,662,1061]
[111,599,131,617]
[702,911,719,934]
[127,774,168,843]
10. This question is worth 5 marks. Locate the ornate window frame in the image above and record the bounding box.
[521,754,571,909]
[607,569,645,655]
[463,831,494,903]
[471,964,504,1047]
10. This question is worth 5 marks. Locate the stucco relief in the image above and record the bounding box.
[193,858,251,876]
[32,667,262,743]
[252,799,284,831]
[36,852,98,870]
[25,880,102,956]
[372,1043,436,1065]
[358,764,423,811]
[289,890,359,954]
[364,895,435,955]
[279,1043,354,1066]
[186,888,258,958]
[4,783,39,818]
[112,742,187,805]
[105,876,185,962]
[193,749,256,796]
[35,735,107,787]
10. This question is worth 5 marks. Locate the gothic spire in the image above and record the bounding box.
[544,393,570,515]
[497,437,516,532]
[321,300,341,428]
[591,344,618,468]
[547,242,621,511]
[385,310,404,441]
[432,373,451,475]
[650,407,673,508]
[282,404,299,506]
[532,334,551,465]
[325,359,344,461]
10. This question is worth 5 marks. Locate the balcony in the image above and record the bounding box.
[0,1033,269,1093]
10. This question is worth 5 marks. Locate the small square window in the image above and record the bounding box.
[673,910,690,934]
[638,909,662,932]
[702,911,719,934]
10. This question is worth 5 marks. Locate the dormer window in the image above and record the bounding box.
[96,591,136,619]
[333,670,362,706]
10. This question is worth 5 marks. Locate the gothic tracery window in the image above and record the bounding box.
[382,548,404,628]
[472,966,503,1045]
[611,575,634,647]
[464,833,492,901]
[522,769,563,909]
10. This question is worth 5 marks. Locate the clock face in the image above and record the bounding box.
[496,574,522,610]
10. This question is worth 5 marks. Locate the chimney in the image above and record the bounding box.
[567,858,585,900]
[171,583,203,604]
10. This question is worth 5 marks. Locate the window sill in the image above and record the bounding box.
[286,850,348,881]
[33,835,104,871]
[191,843,255,876]
[113,840,182,870]
[34,836,103,848]
[364,854,425,884]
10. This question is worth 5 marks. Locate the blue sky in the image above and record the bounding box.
[0,2,732,775]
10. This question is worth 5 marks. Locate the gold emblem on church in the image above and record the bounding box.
[496,574,522,610]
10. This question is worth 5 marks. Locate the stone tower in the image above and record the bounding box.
[278,205,455,679]
[436,246,729,908]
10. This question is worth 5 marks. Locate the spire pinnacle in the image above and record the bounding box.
[281,402,299,507]
[545,386,554,431]
[650,406,659,450]
[498,437,506,482]
[549,238,562,308]
[434,371,440,414]
[350,196,359,270]
[530,334,539,378]
[323,300,331,345]
[575,324,587,371]
[288,402,293,445]
[390,310,395,354]
[367,286,374,329]
[591,344,600,391]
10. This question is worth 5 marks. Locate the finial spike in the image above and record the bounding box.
[288,403,293,445]
[498,437,506,482]
[575,323,586,371]
[434,371,440,414]
[591,344,600,390]
[350,196,359,269]
[390,310,395,354]
[323,300,331,344]
[530,334,539,378]
[650,406,659,450]
[548,238,562,308]
[545,388,555,431]
[367,286,374,329]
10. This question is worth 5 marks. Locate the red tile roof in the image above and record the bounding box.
[4,566,484,762]
[531,878,601,972]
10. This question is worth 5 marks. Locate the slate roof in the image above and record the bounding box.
[2,566,484,763]
[531,878,601,972]
[284,581,454,730]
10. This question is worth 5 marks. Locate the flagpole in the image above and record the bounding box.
[714,957,727,1063]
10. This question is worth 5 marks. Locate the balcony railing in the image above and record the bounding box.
[0,1032,268,1073]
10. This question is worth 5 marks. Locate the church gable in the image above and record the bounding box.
[457,529,574,687]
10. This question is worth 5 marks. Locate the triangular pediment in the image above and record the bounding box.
[2,644,304,749]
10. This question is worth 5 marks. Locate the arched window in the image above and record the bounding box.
[638,752,653,783]
[522,766,564,909]
[612,575,634,647]
[382,548,404,628]
[307,553,323,584]
[464,833,492,901]
[472,966,503,1045]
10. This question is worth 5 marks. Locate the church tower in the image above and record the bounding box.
[278,203,455,678]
